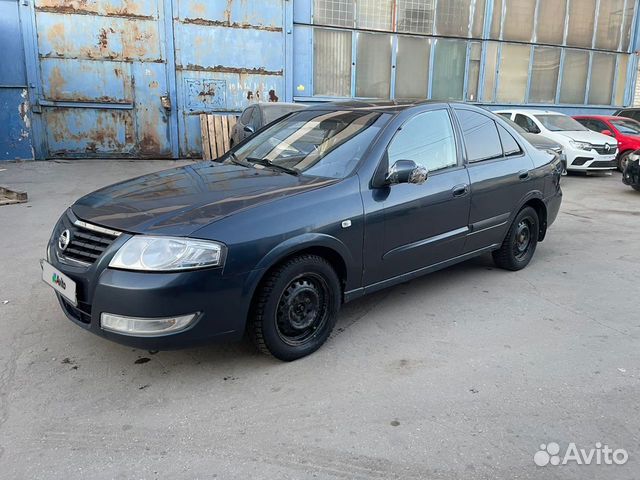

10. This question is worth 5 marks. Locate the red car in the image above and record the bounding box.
[573,115,640,171]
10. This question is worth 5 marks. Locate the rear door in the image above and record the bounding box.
[455,108,537,253]
[361,108,471,286]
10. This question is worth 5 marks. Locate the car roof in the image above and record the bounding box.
[257,102,305,109]
[495,108,564,116]
[304,100,489,115]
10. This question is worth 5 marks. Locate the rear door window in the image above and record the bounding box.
[514,114,539,133]
[456,109,503,163]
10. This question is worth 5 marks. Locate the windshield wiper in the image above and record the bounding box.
[246,157,300,176]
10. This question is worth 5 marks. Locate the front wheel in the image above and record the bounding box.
[248,255,341,361]
[492,206,539,271]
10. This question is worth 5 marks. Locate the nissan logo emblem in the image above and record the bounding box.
[58,229,71,251]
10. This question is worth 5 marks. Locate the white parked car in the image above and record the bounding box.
[495,109,618,172]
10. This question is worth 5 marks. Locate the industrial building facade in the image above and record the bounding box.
[2,0,639,161]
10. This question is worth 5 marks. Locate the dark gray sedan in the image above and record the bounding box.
[43,101,562,361]
[230,102,307,146]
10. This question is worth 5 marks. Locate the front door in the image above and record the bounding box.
[362,108,471,287]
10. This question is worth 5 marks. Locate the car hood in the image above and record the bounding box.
[71,162,338,236]
[556,130,616,145]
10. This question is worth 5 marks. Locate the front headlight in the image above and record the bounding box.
[569,140,592,151]
[109,236,226,271]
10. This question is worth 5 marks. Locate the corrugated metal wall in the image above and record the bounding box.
[26,0,285,159]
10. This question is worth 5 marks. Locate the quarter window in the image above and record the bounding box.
[498,125,522,156]
[456,109,502,162]
[387,109,457,172]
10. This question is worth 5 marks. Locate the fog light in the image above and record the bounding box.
[100,312,198,336]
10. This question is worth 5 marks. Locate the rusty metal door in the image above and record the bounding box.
[171,0,286,157]
[0,0,33,161]
[33,0,177,158]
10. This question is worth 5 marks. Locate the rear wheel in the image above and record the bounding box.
[248,255,341,361]
[492,206,539,271]
[618,151,632,172]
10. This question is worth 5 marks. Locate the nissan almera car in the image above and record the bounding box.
[42,101,563,361]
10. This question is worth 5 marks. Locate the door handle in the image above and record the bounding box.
[452,184,469,197]
[518,170,530,180]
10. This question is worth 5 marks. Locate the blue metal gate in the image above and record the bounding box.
[0,0,33,161]
[21,0,287,159]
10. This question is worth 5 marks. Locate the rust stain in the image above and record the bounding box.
[179,64,283,76]
[192,2,206,16]
[149,80,159,89]
[36,4,154,20]
[268,89,279,102]
[224,0,233,24]
[180,17,283,32]
[48,65,66,99]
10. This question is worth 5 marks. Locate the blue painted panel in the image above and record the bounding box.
[175,70,284,156]
[176,0,283,27]
[293,0,312,24]
[0,0,27,85]
[293,25,312,97]
[36,11,162,62]
[40,58,133,102]
[174,23,284,72]
[42,107,135,155]
[0,89,33,160]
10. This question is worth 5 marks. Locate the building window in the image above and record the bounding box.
[496,44,530,103]
[397,0,435,34]
[559,49,589,104]
[355,32,392,98]
[536,0,567,45]
[621,0,636,51]
[432,39,466,100]
[466,42,482,101]
[395,36,431,99]
[529,47,560,104]
[356,0,393,31]
[595,0,624,50]
[483,42,500,102]
[313,29,352,96]
[435,0,472,37]
[314,0,354,27]
[566,0,597,48]
[615,54,630,106]
[588,52,616,105]
[502,0,536,42]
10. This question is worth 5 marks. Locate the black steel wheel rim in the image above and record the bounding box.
[275,273,330,346]
[513,219,532,261]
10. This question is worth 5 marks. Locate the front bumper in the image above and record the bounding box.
[565,148,617,171]
[47,213,258,350]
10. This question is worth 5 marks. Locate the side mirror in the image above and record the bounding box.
[601,129,613,137]
[385,160,429,186]
[243,125,255,134]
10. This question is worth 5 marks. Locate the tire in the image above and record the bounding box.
[492,206,540,271]
[618,151,632,172]
[248,254,341,361]
[633,185,640,192]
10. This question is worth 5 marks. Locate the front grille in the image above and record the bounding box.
[589,160,617,168]
[60,297,91,324]
[59,214,121,265]
[592,145,618,155]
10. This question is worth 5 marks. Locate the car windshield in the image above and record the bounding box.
[534,114,588,132]
[263,105,306,124]
[228,109,388,178]
[611,119,640,135]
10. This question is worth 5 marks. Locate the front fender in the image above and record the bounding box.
[241,233,358,304]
